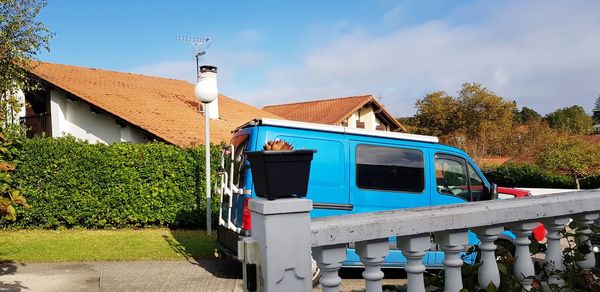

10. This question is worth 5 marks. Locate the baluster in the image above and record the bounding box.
[573,212,600,269]
[509,221,538,290]
[397,235,430,292]
[312,244,347,292]
[542,217,570,286]
[434,230,468,292]
[473,225,504,289]
[355,238,389,292]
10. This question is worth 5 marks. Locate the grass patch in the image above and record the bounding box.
[0,229,215,262]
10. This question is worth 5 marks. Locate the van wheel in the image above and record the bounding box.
[312,257,322,287]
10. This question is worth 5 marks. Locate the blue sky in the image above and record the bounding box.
[38,0,600,116]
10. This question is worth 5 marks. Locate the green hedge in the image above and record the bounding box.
[3,137,222,229]
[483,163,600,189]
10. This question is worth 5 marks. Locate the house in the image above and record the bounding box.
[21,62,282,147]
[262,95,406,132]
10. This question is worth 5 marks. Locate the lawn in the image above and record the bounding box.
[0,229,215,262]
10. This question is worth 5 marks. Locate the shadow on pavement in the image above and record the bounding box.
[0,260,28,292]
[163,230,242,280]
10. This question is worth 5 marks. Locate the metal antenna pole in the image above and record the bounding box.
[176,36,213,235]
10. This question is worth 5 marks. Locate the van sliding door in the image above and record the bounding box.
[349,141,431,213]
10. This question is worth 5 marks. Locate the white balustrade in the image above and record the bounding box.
[473,225,504,288]
[242,190,600,292]
[542,216,570,286]
[312,244,347,292]
[509,221,538,290]
[435,230,468,292]
[397,235,430,292]
[573,212,600,269]
[355,238,389,292]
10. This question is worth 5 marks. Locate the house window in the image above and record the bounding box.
[376,125,386,131]
[356,121,365,129]
[356,144,424,192]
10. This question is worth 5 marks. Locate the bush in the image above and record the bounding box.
[2,137,222,229]
[483,163,577,189]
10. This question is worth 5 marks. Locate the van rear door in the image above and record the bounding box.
[262,128,350,218]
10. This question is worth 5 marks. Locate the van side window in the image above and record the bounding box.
[435,154,490,201]
[231,135,249,187]
[356,144,424,192]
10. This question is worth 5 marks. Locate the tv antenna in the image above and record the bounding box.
[176,36,212,81]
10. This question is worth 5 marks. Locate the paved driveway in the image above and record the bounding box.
[0,260,407,292]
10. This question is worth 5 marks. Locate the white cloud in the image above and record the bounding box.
[130,1,600,117]
[239,0,600,116]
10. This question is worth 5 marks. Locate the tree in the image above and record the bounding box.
[414,91,459,136]
[545,105,594,134]
[537,138,600,189]
[414,83,516,159]
[0,0,51,220]
[515,107,542,124]
[593,95,600,125]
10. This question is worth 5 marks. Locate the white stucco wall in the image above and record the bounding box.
[49,89,147,144]
[341,108,391,131]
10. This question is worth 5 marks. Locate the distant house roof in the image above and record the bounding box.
[263,95,406,132]
[27,62,282,147]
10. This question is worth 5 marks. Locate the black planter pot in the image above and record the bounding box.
[245,150,316,200]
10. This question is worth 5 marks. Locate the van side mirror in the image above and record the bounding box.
[490,183,499,200]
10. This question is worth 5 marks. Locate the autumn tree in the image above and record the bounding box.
[514,107,542,124]
[414,83,516,159]
[545,105,594,134]
[0,0,51,220]
[537,139,600,189]
[593,95,600,125]
[413,91,459,136]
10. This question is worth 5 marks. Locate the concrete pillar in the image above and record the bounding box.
[356,238,389,292]
[397,235,430,292]
[473,225,504,289]
[249,198,313,292]
[312,244,347,292]
[435,230,468,292]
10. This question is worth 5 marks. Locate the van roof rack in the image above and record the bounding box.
[235,118,439,143]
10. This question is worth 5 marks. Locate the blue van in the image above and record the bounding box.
[216,118,504,279]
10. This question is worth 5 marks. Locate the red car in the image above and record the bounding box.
[498,187,547,241]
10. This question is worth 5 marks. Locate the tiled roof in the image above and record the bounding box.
[263,95,405,131]
[27,62,282,147]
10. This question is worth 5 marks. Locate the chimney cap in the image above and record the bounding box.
[200,65,217,73]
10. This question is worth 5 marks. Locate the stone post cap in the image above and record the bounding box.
[249,197,313,215]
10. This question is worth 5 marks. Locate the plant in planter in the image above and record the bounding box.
[245,140,316,200]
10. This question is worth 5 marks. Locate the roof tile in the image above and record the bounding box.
[28,62,282,147]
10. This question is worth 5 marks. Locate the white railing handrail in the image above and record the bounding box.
[311,189,600,247]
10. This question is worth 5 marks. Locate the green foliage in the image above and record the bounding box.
[537,139,600,180]
[414,83,516,158]
[545,105,594,134]
[414,91,459,136]
[1,0,52,129]
[0,131,30,221]
[514,107,542,124]
[2,137,222,228]
[593,95,600,125]
[483,163,578,189]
